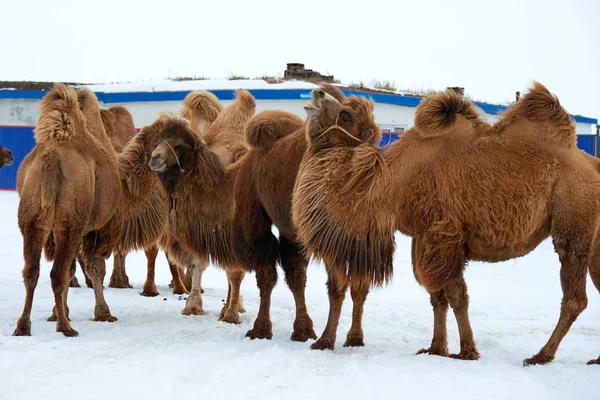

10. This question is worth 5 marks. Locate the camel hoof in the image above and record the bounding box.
[57,326,79,337]
[94,307,118,322]
[13,321,32,337]
[238,304,247,314]
[171,286,189,295]
[85,280,94,289]
[168,282,174,288]
[108,282,133,289]
[450,350,480,361]
[523,354,553,366]
[416,346,449,357]
[310,337,335,351]
[69,277,81,288]
[587,357,600,365]
[219,311,241,325]
[47,314,57,322]
[343,336,365,348]
[246,328,273,340]
[181,307,205,316]
[290,328,317,342]
[140,287,159,297]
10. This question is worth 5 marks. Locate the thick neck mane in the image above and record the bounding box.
[115,131,169,253]
[293,143,395,290]
[163,146,239,266]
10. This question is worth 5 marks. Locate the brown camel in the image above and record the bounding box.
[147,90,254,320]
[16,85,188,336]
[14,84,122,337]
[96,104,188,296]
[231,83,350,342]
[0,146,14,168]
[292,83,600,365]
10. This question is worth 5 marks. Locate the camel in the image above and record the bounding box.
[94,104,188,296]
[14,84,122,337]
[231,84,351,342]
[0,146,14,168]
[292,83,600,365]
[147,90,254,321]
[15,84,193,336]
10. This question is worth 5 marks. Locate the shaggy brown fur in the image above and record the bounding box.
[293,82,600,365]
[231,83,348,343]
[202,90,255,164]
[290,90,389,350]
[98,104,187,296]
[0,146,14,168]
[14,84,122,337]
[148,91,255,321]
[182,90,223,135]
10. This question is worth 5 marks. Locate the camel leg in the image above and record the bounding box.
[416,290,449,357]
[181,260,207,315]
[14,221,48,336]
[48,259,77,322]
[140,245,159,297]
[49,226,81,337]
[311,273,347,350]
[219,268,244,324]
[588,246,600,365]
[445,275,479,360]
[183,267,194,292]
[280,237,316,342]
[86,256,118,322]
[69,274,81,288]
[109,252,133,289]
[524,236,589,366]
[344,283,369,347]
[78,255,94,288]
[246,263,277,340]
[166,251,188,295]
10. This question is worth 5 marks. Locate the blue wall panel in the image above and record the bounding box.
[0,126,598,190]
[0,127,35,190]
[576,135,596,156]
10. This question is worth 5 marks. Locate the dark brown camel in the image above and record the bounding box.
[293,83,600,365]
[14,84,122,337]
[0,146,14,168]
[231,83,350,342]
[147,89,255,320]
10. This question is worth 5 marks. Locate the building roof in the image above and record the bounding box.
[0,80,596,124]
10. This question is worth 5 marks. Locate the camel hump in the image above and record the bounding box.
[414,89,482,136]
[182,90,223,134]
[508,81,575,147]
[100,108,117,138]
[35,84,83,144]
[233,90,256,115]
[245,110,303,149]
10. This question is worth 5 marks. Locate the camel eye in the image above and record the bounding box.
[174,145,185,152]
[339,110,352,123]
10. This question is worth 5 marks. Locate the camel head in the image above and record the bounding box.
[304,90,380,150]
[148,115,204,176]
[0,146,14,167]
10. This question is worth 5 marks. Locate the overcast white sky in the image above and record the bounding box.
[1,0,599,119]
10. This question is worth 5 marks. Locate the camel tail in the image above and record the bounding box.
[414,89,481,135]
[245,110,303,149]
[182,90,223,134]
[39,151,62,213]
[34,84,82,144]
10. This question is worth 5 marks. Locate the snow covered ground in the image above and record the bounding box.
[0,190,598,400]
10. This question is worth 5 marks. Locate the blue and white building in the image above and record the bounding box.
[0,79,597,190]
